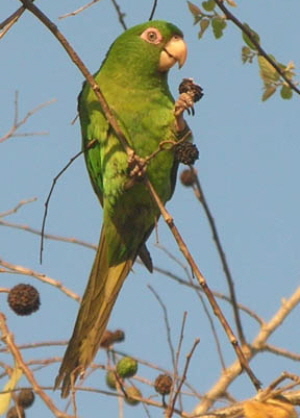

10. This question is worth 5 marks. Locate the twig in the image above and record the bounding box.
[0,259,80,302]
[40,140,96,263]
[156,245,226,370]
[59,0,102,19]
[191,167,246,345]
[0,198,37,218]
[0,314,72,418]
[193,286,300,414]
[0,4,28,37]
[0,340,68,354]
[172,312,188,412]
[214,0,300,96]
[0,92,55,143]
[167,338,200,418]
[144,177,261,392]
[18,0,134,158]
[149,0,158,21]
[0,219,97,251]
[174,312,188,384]
[154,265,264,325]
[110,0,127,30]
[148,285,176,370]
[262,344,300,361]
[187,274,226,370]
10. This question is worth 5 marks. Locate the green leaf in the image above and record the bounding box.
[242,23,260,50]
[280,85,293,100]
[202,0,216,12]
[212,17,227,39]
[187,1,203,18]
[258,55,280,84]
[262,85,277,101]
[199,18,210,38]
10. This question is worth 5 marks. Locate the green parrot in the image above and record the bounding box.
[55,20,192,397]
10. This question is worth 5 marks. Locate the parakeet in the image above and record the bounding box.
[55,20,192,397]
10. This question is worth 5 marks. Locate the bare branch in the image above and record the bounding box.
[40,140,97,263]
[110,0,127,30]
[149,0,158,21]
[0,259,80,302]
[0,198,37,218]
[145,177,261,392]
[191,167,246,345]
[148,285,176,370]
[167,338,200,418]
[0,313,73,418]
[193,286,300,414]
[59,0,103,20]
[0,92,55,143]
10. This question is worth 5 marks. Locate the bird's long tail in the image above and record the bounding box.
[54,228,134,398]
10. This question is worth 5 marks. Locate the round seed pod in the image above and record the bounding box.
[6,406,25,418]
[154,374,173,395]
[116,356,138,379]
[105,371,118,390]
[8,284,40,316]
[125,386,142,406]
[17,389,35,408]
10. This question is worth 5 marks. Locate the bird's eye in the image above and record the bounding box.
[140,28,162,44]
[147,31,158,42]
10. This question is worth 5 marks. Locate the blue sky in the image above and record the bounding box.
[1,1,300,417]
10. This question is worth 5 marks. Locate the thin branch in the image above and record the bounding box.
[214,0,300,96]
[187,274,226,371]
[110,0,127,30]
[262,344,300,361]
[172,312,188,412]
[148,285,176,370]
[0,93,55,143]
[18,0,134,158]
[167,338,200,418]
[0,198,37,218]
[59,0,103,19]
[154,265,264,325]
[0,314,73,418]
[191,167,246,345]
[156,244,227,370]
[193,286,300,414]
[0,4,27,37]
[0,219,97,250]
[149,0,158,21]
[40,140,96,263]
[174,312,188,383]
[144,177,261,393]
[0,259,80,302]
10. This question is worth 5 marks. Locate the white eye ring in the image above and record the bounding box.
[140,28,162,45]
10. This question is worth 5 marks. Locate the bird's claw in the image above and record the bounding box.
[174,78,203,133]
[124,152,147,190]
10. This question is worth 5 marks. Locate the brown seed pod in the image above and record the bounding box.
[180,169,197,187]
[154,374,173,395]
[6,406,25,418]
[17,389,35,408]
[7,284,40,316]
[125,386,142,406]
[175,142,199,165]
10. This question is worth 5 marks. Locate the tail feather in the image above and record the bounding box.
[54,229,134,398]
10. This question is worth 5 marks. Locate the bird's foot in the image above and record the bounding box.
[124,152,147,190]
[174,78,203,132]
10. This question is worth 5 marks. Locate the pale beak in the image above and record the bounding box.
[159,36,188,72]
